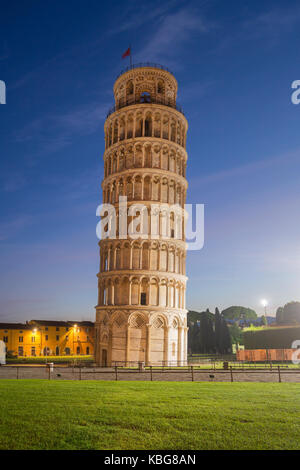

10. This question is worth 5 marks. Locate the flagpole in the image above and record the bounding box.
[130,44,132,67]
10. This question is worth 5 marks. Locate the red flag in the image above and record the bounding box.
[122,47,131,59]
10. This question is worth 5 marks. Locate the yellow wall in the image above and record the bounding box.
[0,323,95,357]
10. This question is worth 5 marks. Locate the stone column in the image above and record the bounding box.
[146,324,151,365]
[125,324,131,366]
[142,113,145,137]
[108,328,113,366]
[129,281,132,305]
[138,281,141,305]
[111,281,115,305]
[183,327,188,364]
[177,326,183,366]
[125,116,128,140]
[133,112,136,138]
[164,326,170,366]
[130,245,133,269]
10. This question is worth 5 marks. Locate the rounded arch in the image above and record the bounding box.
[150,312,168,328]
[110,310,127,328]
[126,79,134,96]
[128,311,148,328]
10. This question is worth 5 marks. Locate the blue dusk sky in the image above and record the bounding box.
[1,0,300,322]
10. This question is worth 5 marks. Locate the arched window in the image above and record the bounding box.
[140,92,151,103]
[119,118,125,141]
[113,121,118,144]
[76,346,80,355]
[127,80,134,96]
[140,278,148,305]
[127,114,133,139]
[55,346,59,356]
[145,115,152,137]
[86,347,90,355]
[135,114,143,138]
[157,81,164,94]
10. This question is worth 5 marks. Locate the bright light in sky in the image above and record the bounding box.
[261,299,268,308]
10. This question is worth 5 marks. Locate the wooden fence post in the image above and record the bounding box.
[278,366,281,383]
[191,365,194,382]
[16,367,19,379]
[150,365,153,381]
[230,366,233,382]
[79,367,82,381]
[115,365,118,381]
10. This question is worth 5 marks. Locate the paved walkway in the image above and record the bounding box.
[1,366,300,382]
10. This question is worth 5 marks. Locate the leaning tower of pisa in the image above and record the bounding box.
[95,64,188,367]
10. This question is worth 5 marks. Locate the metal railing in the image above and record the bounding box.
[115,63,174,81]
[1,363,299,383]
[106,96,184,118]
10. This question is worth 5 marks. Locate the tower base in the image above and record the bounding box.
[95,307,188,367]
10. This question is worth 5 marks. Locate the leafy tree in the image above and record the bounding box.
[260,315,267,326]
[228,323,244,345]
[221,306,257,320]
[282,302,300,324]
[188,310,214,323]
[276,307,284,324]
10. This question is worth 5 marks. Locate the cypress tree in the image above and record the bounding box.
[215,307,222,353]
[189,322,200,353]
[207,318,216,353]
[221,316,232,353]
[199,315,208,353]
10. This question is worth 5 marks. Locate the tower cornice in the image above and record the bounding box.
[97,270,188,282]
[101,168,188,189]
[105,102,187,127]
[103,136,188,159]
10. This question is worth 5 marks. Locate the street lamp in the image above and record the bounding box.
[261,299,268,316]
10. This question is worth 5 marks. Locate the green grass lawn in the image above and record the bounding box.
[0,380,299,450]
